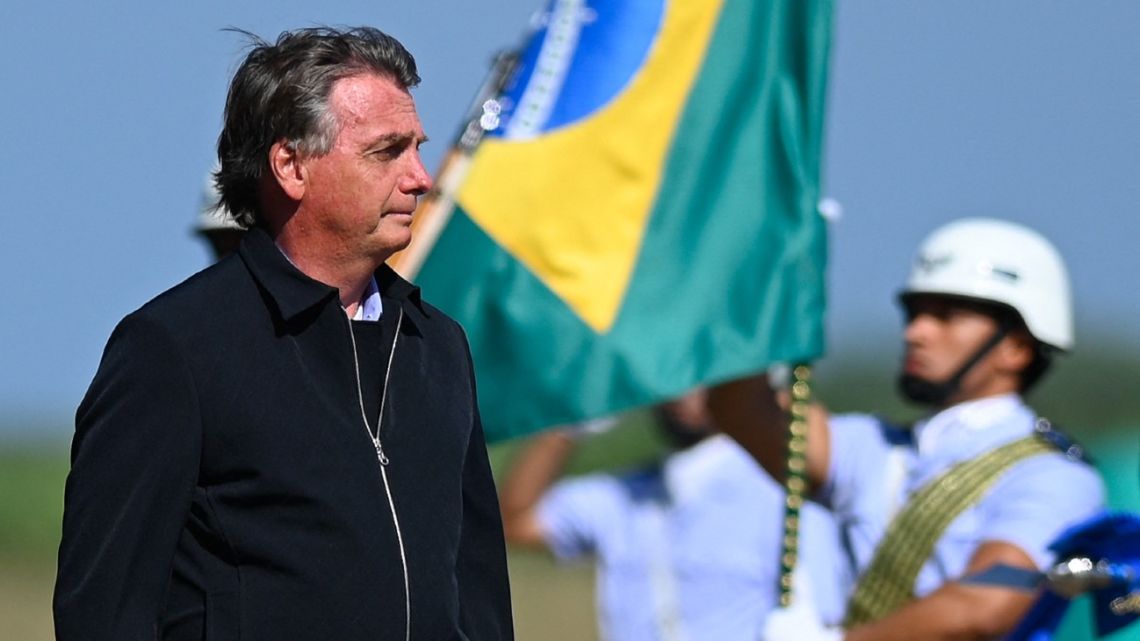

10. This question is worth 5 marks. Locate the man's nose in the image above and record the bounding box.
[904,313,937,344]
[402,153,433,197]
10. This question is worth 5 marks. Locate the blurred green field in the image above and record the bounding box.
[0,445,68,641]
[2,376,1137,640]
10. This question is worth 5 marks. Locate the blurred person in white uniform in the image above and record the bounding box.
[501,389,852,641]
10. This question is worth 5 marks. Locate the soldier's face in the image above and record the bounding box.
[900,296,1010,403]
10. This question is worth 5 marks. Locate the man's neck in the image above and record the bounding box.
[929,392,1023,425]
[915,392,1024,456]
[272,232,382,314]
[939,384,1022,412]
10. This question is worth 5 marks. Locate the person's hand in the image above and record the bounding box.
[763,572,844,641]
[763,604,843,641]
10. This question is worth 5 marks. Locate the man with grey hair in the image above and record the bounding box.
[55,27,514,641]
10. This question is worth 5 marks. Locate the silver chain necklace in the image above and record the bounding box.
[347,307,404,465]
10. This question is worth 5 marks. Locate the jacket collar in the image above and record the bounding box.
[239,226,430,324]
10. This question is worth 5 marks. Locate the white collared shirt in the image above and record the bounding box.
[350,277,383,322]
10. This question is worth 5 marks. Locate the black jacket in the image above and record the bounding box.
[55,228,514,640]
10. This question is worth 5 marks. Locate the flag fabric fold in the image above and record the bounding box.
[408,0,834,442]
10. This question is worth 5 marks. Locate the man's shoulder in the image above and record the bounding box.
[408,295,471,347]
[416,297,461,329]
[376,264,465,339]
[990,410,1100,486]
[829,412,912,445]
[541,470,635,526]
[1000,440,1104,492]
[128,255,252,332]
[977,427,1106,526]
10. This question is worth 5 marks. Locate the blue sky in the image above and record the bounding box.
[2,1,1138,432]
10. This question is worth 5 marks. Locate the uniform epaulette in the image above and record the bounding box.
[874,416,915,447]
[1034,418,1095,465]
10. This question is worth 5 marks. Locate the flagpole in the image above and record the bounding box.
[778,364,813,607]
[389,49,519,280]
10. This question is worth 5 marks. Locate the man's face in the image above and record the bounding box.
[656,389,715,450]
[299,72,432,262]
[900,295,1009,403]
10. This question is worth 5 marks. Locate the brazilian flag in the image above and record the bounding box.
[409,0,833,443]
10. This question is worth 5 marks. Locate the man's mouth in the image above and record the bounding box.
[903,355,923,375]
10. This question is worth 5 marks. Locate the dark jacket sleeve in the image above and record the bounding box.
[54,312,202,640]
[455,338,515,641]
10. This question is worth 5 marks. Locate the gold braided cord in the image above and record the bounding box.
[844,435,1058,627]
[778,364,812,607]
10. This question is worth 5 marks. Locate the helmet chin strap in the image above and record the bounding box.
[898,320,1011,407]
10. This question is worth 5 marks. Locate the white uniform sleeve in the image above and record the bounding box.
[820,414,893,516]
[976,453,1106,569]
[536,474,623,561]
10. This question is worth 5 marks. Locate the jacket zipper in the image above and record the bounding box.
[346,307,411,641]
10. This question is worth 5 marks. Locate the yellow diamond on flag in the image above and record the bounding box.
[457,0,725,333]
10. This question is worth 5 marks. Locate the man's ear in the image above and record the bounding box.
[998,330,1036,375]
[268,140,306,202]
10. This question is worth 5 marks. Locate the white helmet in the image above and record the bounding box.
[900,218,1073,351]
[195,175,244,234]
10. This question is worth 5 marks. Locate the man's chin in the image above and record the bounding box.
[897,373,955,407]
[375,234,413,264]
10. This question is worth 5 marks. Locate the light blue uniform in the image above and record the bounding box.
[822,394,1105,598]
[537,434,851,641]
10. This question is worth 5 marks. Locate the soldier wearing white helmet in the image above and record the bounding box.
[897,218,1072,406]
[710,218,1105,641]
[195,177,246,260]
